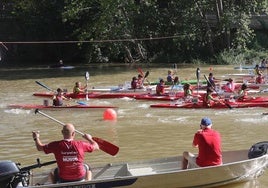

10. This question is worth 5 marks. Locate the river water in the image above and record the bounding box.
[0,63,268,187]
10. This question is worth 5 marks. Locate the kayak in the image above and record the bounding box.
[8,104,118,110]
[33,90,205,101]
[134,94,183,101]
[149,79,207,85]
[150,101,268,109]
[134,91,205,101]
[49,65,75,69]
[234,65,255,70]
[33,89,268,101]
[88,86,156,93]
[33,92,142,99]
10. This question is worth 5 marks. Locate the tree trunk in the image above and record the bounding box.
[194,0,215,55]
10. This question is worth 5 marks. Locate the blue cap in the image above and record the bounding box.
[201,117,212,126]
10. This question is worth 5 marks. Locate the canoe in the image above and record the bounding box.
[1,141,268,188]
[150,100,268,109]
[8,104,118,110]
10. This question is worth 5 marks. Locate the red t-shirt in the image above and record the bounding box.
[43,139,94,181]
[193,128,222,167]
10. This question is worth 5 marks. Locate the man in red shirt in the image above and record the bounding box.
[32,123,99,183]
[182,117,222,169]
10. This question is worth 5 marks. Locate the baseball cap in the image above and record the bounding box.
[201,117,212,126]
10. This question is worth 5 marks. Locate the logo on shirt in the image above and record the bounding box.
[63,155,78,162]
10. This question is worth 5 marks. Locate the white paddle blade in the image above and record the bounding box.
[85,72,90,81]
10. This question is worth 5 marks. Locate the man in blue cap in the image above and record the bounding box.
[182,117,222,169]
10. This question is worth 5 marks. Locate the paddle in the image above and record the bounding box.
[138,68,150,84]
[35,81,54,92]
[85,72,90,101]
[137,67,144,77]
[35,109,119,156]
[35,81,86,106]
[169,76,179,100]
[196,68,200,96]
[173,64,178,77]
[143,70,150,83]
[171,76,179,91]
[204,75,232,109]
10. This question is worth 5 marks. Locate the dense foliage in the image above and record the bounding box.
[0,0,268,64]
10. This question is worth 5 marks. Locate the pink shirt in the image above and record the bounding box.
[43,139,94,180]
[193,128,222,167]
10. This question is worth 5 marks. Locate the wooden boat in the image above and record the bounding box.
[1,142,268,188]
[8,104,118,110]
[150,100,268,109]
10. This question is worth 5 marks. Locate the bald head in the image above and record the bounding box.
[62,123,75,138]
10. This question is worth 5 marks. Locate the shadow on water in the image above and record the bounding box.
[0,63,143,80]
[0,62,199,80]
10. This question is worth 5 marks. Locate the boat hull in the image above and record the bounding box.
[150,101,268,109]
[33,92,142,99]
[23,149,268,188]
[8,104,117,110]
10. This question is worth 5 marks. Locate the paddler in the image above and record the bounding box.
[203,87,222,107]
[32,123,99,183]
[156,79,165,95]
[73,82,87,94]
[52,88,69,106]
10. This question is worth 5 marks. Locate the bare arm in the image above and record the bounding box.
[32,131,45,151]
[83,134,100,150]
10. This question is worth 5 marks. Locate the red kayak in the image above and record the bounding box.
[237,96,268,103]
[33,91,268,103]
[33,92,142,99]
[8,104,118,110]
[134,92,203,101]
[150,101,268,109]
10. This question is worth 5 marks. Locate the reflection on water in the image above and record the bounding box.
[1,64,268,187]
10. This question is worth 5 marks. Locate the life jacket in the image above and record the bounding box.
[256,76,264,84]
[184,88,192,97]
[167,75,173,82]
[237,90,248,101]
[203,93,214,107]
[73,86,81,94]
[156,84,164,95]
[131,80,138,89]
[53,96,63,106]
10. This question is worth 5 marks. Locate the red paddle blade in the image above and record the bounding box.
[137,68,144,77]
[93,137,119,156]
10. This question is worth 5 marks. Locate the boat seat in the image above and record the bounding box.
[114,164,132,177]
[128,167,156,176]
[93,163,124,180]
